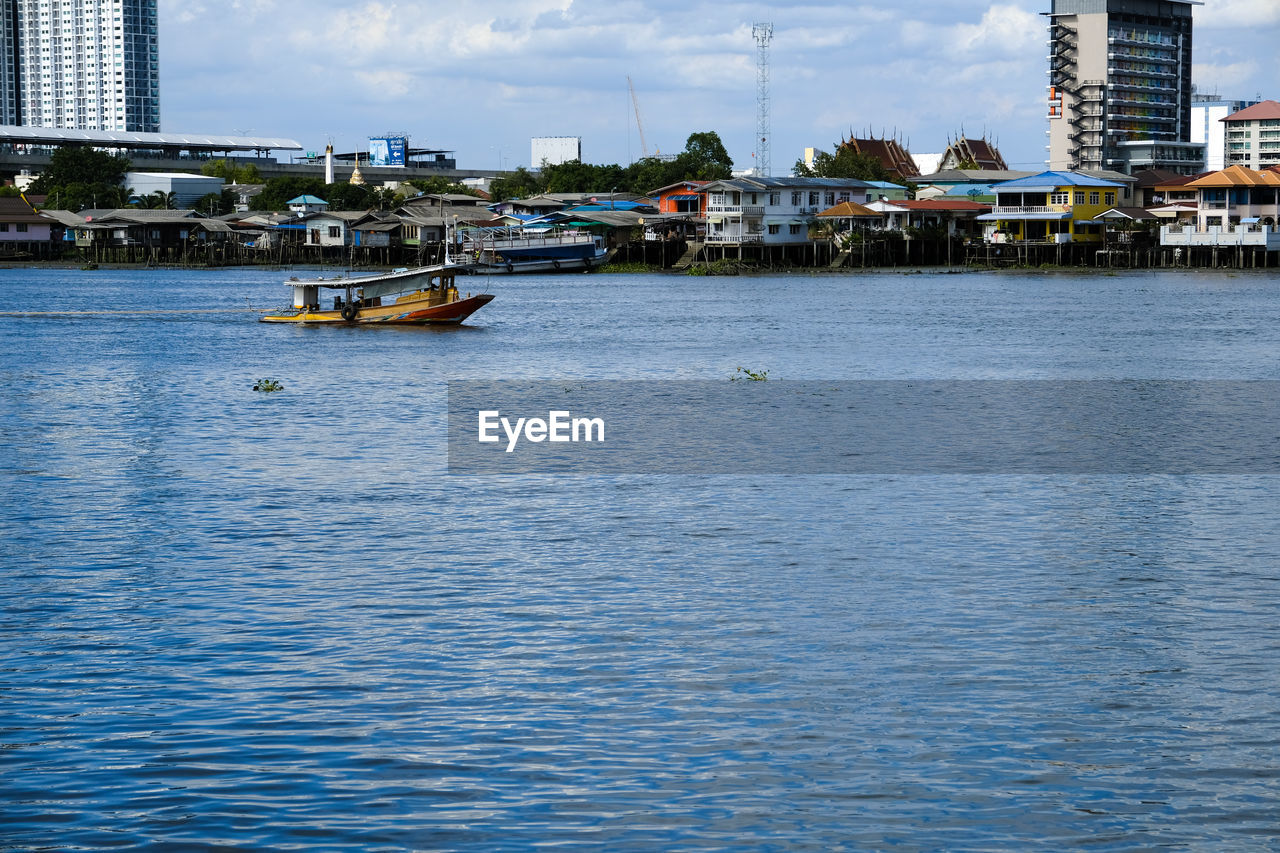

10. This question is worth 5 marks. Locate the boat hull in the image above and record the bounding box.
[261,292,494,325]
[466,255,603,274]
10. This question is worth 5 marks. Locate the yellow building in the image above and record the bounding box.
[978,171,1126,244]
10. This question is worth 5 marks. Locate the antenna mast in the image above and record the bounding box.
[753,22,773,177]
[627,76,649,158]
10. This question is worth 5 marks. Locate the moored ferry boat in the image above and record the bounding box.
[462,227,609,274]
[260,264,493,325]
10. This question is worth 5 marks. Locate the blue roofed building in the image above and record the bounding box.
[287,195,329,216]
[977,171,1129,244]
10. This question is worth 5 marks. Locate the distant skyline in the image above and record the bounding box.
[159,0,1278,173]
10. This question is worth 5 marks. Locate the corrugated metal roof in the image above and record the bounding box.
[992,171,1124,190]
[0,124,302,150]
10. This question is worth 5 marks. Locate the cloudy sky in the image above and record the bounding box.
[159,0,1278,172]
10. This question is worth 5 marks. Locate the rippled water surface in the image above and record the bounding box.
[3,267,1280,850]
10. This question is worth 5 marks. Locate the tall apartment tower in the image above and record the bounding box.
[0,1,18,124]
[1046,0,1198,173]
[6,0,159,132]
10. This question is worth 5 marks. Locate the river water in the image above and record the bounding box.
[3,266,1279,850]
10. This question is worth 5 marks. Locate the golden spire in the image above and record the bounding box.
[350,152,366,186]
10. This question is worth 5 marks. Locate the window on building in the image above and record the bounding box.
[0,224,8,232]
[1074,192,1085,204]
[16,224,27,233]
[1104,192,1115,205]
[768,224,780,234]
[328,226,340,238]
[808,192,819,206]
[791,191,801,206]
[1089,192,1100,205]
[1051,192,1070,205]
[789,224,802,235]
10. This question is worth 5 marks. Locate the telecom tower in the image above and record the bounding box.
[753,22,773,178]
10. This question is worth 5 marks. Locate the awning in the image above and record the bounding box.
[1242,217,1261,224]
[668,194,700,201]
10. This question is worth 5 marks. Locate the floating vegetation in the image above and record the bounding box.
[252,378,284,393]
[594,262,657,274]
[687,259,755,277]
[731,366,769,381]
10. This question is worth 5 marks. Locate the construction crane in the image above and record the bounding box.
[627,76,649,158]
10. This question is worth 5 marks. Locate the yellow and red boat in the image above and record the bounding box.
[260,264,493,325]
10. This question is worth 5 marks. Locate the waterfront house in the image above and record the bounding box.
[814,201,881,238]
[287,195,329,216]
[867,199,992,238]
[353,215,398,249]
[0,196,57,255]
[1160,165,1280,252]
[396,215,448,252]
[979,171,1127,244]
[300,211,366,248]
[700,177,877,246]
[651,181,710,216]
[1185,165,1280,228]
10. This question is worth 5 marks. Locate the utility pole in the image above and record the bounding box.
[753,22,773,178]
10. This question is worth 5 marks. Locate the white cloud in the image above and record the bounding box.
[1193,61,1262,92]
[1196,0,1280,28]
[155,0,1280,172]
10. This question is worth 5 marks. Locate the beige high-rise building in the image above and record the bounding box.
[1046,0,1198,174]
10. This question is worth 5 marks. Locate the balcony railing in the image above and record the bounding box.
[705,233,765,245]
[992,205,1071,216]
[1161,224,1280,249]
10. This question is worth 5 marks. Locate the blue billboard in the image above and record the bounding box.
[368,136,407,167]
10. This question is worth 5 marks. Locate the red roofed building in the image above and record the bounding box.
[838,136,919,181]
[866,198,992,238]
[1223,100,1280,171]
[938,137,1008,172]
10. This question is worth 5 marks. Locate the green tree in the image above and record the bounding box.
[324,182,373,211]
[30,146,130,193]
[134,190,176,210]
[489,167,544,202]
[676,131,733,180]
[794,144,893,183]
[46,182,128,211]
[201,159,262,184]
[541,160,627,194]
[404,177,482,197]
[195,189,237,216]
[29,146,131,211]
[252,176,328,211]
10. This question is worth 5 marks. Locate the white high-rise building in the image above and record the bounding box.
[10,0,159,132]
[1192,94,1261,172]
